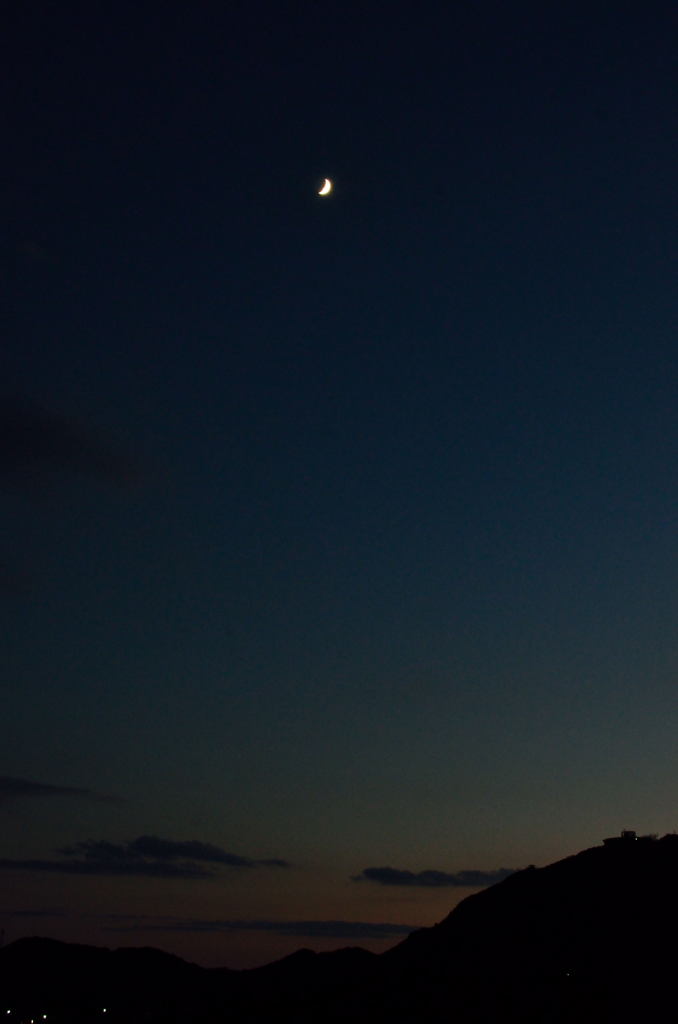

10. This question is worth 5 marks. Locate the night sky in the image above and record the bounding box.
[3,1,676,968]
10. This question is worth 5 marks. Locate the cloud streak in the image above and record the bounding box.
[0,400,137,485]
[59,836,284,868]
[107,918,416,940]
[0,776,114,804]
[351,866,514,888]
[0,908,67,918]
[0,857,212,879]
[0,835,289,879]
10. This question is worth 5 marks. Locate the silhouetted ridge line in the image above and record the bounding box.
[2,833,677,1021]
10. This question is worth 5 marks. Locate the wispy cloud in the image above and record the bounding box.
[107,918,416,940]
[0,399,142,590]
[0,835,290,879]
[0,776,114,804]
[0,399,137,485]
[0,857,212,879]
[0,908,416,941]
[351,866,514,887]
[0,908,67,918]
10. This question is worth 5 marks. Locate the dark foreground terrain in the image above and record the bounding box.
[2,832,676,1022]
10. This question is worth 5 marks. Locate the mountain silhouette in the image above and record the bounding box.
[2,832,675,1022]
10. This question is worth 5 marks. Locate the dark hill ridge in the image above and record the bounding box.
[0,936,211,1016]
[387,830,678,970]
[2,832,676,1021]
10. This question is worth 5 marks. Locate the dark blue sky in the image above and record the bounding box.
[2,0,676,967]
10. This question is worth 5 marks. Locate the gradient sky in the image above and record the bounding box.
[2,0,676,968]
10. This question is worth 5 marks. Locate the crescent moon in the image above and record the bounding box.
[318,178,332,196]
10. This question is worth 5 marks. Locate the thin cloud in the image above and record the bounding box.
[351,866,514,888]
[0,835,289,880]
[0,776,114,804]
[0,857,212,879]
[17,240,50,262]
[60,836,289,869]
[107,918,417,940]
[0,400,137,485]
[0,908,67,918]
